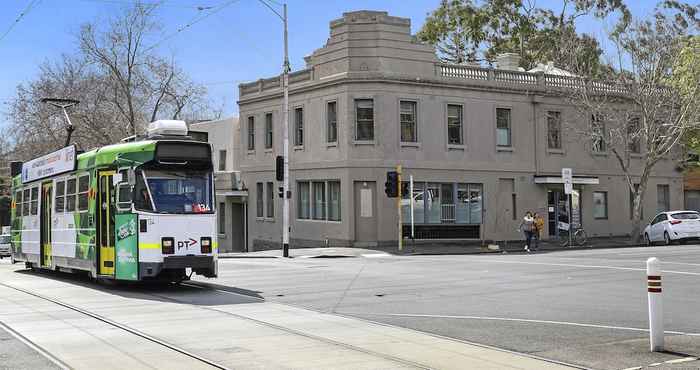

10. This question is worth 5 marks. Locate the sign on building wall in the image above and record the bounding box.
[21,145,77,183]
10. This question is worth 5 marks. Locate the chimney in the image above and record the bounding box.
[496,53,521,71]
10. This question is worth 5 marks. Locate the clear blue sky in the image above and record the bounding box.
[0,0,661,129]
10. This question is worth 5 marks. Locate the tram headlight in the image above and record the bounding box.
[162,237,174,255]
[201,237,211,254]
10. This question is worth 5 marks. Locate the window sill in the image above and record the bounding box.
[630,153,643,159]
[255,217,265,222]
[594,217,608,220]
[592,151,608,157]
[400,142,421,148]
[353,140,375,146]
[218,233,226,239]
[447,144,465,151]
[293,146,304,151]
[264,148,273,154]
[247,150,255,155]
[326,142,338,148]
[496,146,514,152]
[547,149,565,155]
[297,218,342,223]
[264,218,275,222]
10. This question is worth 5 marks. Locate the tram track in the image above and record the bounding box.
[0,280,231,370]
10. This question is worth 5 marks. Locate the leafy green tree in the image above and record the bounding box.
[418,0,629,75]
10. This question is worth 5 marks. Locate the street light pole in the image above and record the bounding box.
[281,3,290,258]
[258,0,290,257]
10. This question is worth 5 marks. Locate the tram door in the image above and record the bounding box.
[98,171,116,276]
[40,182,53,267]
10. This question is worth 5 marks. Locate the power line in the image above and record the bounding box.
[76,0,217,10]
[144,0,242,52]
[0,0,43,45]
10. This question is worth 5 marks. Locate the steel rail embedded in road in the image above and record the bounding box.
[0,281,231,370]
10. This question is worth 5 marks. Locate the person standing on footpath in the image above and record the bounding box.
[533,212,545,251]
[519,211,535,253]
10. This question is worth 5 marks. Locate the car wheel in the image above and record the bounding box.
[645,233,652,246]
[664,231,672,246]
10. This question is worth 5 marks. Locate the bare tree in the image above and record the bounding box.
[562,5,700,241]
[5,3,216,160]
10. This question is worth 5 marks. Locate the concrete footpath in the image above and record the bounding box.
[220,236,644,259]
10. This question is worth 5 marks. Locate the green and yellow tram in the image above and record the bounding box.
[10,120,218,281]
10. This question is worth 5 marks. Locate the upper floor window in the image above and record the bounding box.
[355,99,374,141]
[591,114,606,152]
[400,101,417,143]
[327,101,337,143]
[218,150,227,171]
[547,111,562,149]
[294,107,304,146]
[447,104,463,145]
[628,117,641,154]
[265,113,273,149]
[247,116,255,151]
[496,108,511,147]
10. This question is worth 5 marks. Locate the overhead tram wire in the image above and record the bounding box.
[76,0,217,10]
[0,0,42,45]
[143,0,242,53]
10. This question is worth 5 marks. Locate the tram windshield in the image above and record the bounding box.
[135,170,213,214]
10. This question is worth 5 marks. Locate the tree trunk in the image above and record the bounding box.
[630,175,649,243]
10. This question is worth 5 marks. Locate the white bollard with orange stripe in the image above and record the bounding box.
[647,257,664,352]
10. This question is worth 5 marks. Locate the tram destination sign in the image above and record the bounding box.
[21,145,77,183]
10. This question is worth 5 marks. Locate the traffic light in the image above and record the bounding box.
[401,181,409,198]
[275,156,284,181]
[385,171,399,198]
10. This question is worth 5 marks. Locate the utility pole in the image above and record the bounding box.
[281,3,290,258]
[258,0,290,258]
[397,165,402,252]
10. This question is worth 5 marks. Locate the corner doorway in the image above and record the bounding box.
[547,188,581,237]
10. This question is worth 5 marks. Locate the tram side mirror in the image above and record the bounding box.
[116,183,133,212]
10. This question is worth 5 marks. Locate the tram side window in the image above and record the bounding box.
[30,187,38,215]
[66,178,77,212]
[78,175,90,212]
[22,189,30,216]
[15,190,22,216]
[55,180,66,213]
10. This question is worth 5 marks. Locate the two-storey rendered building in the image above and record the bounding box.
[237,10,683,251]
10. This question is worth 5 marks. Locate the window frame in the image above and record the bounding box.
[265,112,273,149]
[591,114,606,153]
[628,117,641,154]
[218,150,227,171]
[294,106,304,147]
[77,174,90,212]
[266,181,274,219]
[446,103,464,146]
[55,179,66,214]
[30,187,38,216]
[256,182,264,218]
[399,99,418,144]
[218,202,226,235]
[354,98,375,142]
[657,184,670,213]
[14,190,23,217]
[22,188,30,216]
[495,107,512,148]
[593,191,608,219]
[546,110,562,150]
[326,100,338,144]
[297,180,341,222]
[247,115,256,151]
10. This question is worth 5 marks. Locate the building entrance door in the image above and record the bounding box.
[548,188,581,237]
[354,181,377,246]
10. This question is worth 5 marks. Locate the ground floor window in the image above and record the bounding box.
[402,181,483,225]
[593,191,608,219]
[218,202,226,233]
[298,180,341,221]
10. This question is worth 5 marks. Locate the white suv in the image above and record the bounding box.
[0,234,10,258]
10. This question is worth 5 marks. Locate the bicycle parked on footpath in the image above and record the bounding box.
[558,222,588,247]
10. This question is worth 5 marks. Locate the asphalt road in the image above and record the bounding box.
[200,245,700,370]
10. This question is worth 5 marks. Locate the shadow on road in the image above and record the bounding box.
[13,267,265,306]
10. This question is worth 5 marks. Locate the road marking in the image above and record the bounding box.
[362,253,391,258]
[342,312,700,336]
[665,357,698,364]
[474,259,700,276]
[550,256,700,267]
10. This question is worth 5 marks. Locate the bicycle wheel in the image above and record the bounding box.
[574,229,588,246]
